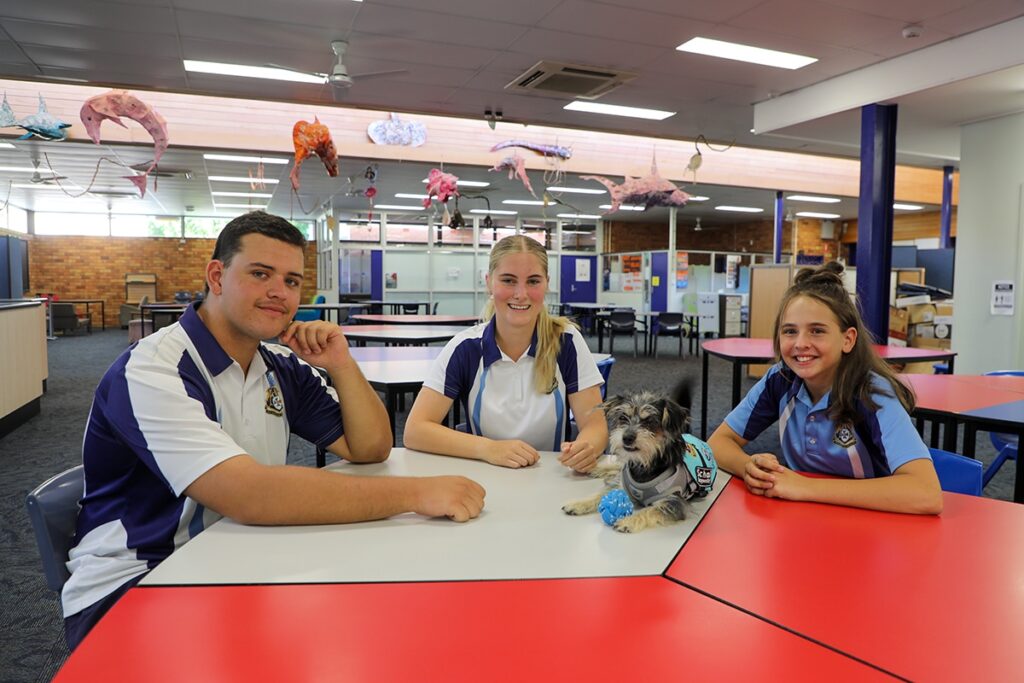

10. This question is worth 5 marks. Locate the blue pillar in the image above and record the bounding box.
[856,104,897,343]
[773,191,784,264]
[939,165,953,249]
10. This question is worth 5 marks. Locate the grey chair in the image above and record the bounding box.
[652,312,687,358]
[51,302,91,336]
[25,465,84,591]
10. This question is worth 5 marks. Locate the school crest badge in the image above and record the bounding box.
[265,386,284,416]
[833,423,856,448]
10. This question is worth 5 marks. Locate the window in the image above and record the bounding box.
[34,212,109,236]
[184,216,231,238]
[560,222,597,252]
[111,215,182,237]
[0,204,28,233]
[384,213,430,245]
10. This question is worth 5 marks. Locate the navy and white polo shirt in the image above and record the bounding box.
[423,318,603,452]
[724,363,930,478]
[62,303,344,618]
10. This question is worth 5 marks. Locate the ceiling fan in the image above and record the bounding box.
[30,160,67,184]
[267,41,408,95]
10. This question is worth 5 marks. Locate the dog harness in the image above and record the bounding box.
[621,434,718,509]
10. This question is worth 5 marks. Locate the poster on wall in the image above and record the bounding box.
[991,280,1015,316]
[726,255,741,289]
[675,251,689,289]
[575,258,591,282]
[385,272,398,289]
[621,254,642,292]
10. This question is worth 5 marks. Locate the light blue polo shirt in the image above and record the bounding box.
[423,318,602,451]
[724,363,930,478]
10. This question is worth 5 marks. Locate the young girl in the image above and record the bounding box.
[404,235,607,472]
[708,262,943,514]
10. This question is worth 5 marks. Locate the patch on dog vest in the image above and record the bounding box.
[833,423,856,448]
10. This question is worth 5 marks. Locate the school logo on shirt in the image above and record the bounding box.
[833,423,856,448]
[265,371,284,417]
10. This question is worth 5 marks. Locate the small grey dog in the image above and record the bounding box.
[562,384,708,533]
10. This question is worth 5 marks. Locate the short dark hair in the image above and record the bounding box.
[211,211,305,266]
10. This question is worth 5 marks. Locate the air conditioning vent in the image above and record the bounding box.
[129,162,193,180]
[505,61,636,99]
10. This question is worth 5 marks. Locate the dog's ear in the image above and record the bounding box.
[659,398,688,436]
[601,395,626,412]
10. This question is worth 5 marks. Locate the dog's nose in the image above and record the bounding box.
[622,431,635,447]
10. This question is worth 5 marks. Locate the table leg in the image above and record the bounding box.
[961,423,975,458]
[1015,427,1024,504]
[701,351,709,439]
[941,420,958,452]
[100,301,106,330]
[386,389,398,445]
[732,362,742,408]
[597,318,604,354]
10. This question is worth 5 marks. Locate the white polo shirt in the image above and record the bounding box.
[62,304,344,618]
[423,318,603,451]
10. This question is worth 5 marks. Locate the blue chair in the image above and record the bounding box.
[929,448,982,496]
[981,370,1023,488]
[652,312,689,358]
[293,294,326,322]
[25,465,84,591]
[596,356,616,400]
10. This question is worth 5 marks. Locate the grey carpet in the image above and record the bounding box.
[0,329,1013,682]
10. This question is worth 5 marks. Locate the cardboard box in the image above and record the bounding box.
[886,335,908,347]
[912,336,952,350]
[888,306,909,335]
[911,323,935,339]
[895,295,931,307]
[935,303,953,317]
[903,361,937,374]
[933,321,952,340]
[905,303,936,324]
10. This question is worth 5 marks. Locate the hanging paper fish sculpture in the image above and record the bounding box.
[290,118,339,192]
[367,113,426,147]
[0,94,16,128]
[490,139,571,160]
[2,94,72,141]
[489,155,536,198]
[423,168,459,224]
[581,158,690,214]
[80,90,169,197]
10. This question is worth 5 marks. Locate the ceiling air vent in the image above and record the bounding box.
[505,61,636,100]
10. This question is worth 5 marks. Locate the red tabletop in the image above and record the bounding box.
[666,479,1024,682]
[56,578,890,682]
[702,337,957,364]
[942,374,1024,394]
[900,373,1024,413]
[351,314,480,325]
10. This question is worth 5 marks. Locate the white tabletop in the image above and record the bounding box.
[142,447,729,586]
[358,352,611,387]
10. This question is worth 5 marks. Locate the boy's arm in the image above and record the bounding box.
[184,454,486,524]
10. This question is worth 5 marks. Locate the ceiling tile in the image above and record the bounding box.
[537,1,714,48]
[353,3,526,51]
[728,0,906,49]
[361,0,563,25]
[506,28,665,71]
[171,0,361,30]
[593,0,770,24]
[1,19,181,55]
[0,0,176,33]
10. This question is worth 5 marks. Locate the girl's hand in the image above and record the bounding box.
[481,440,540,468]
[744,453,784,495]
[760,467,811,502]
[559,440,599,473]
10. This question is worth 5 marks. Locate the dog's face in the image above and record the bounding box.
[603,392,689,470]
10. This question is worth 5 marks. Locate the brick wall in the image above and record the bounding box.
[28,235,319,327]
[605,217,840,259]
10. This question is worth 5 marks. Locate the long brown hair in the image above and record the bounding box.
[772,261,915,424]
[482,235,574,394]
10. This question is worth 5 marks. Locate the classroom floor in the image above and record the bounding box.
[0,328,1013,682]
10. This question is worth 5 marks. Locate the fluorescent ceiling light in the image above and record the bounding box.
[564,100,675,121]
[687,195,710,202]
[420,178,490,188]
[893,203,923,210]
[557,213,602,220]
[715,205,763,213]
[395,193,430,200]
[677,37,817,70]
[599,204,644,211]
[0,165,56,173]
[209,175,280,184]
[562,229,593,234]
[211,191,274,198]
[795,211,841,219]
[374,204,425,211]
[547,186,606,195]
[12,183,62,189]
[184,59,326,84]
[470,209,517,215]
[204,154,289,165]
[214,203,268,209]
[503,199,548,206]
[0,142,16,149]
[788,194,840,203]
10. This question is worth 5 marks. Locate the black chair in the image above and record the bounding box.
[402,303,421,315]
[51,302,91,336]
[606,309,640,357]
[652,312,688,358]
[432,301,439,314]
[26,465,84,591]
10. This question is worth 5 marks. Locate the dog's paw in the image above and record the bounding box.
[612,517,637,533]
[562,499,598,516]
